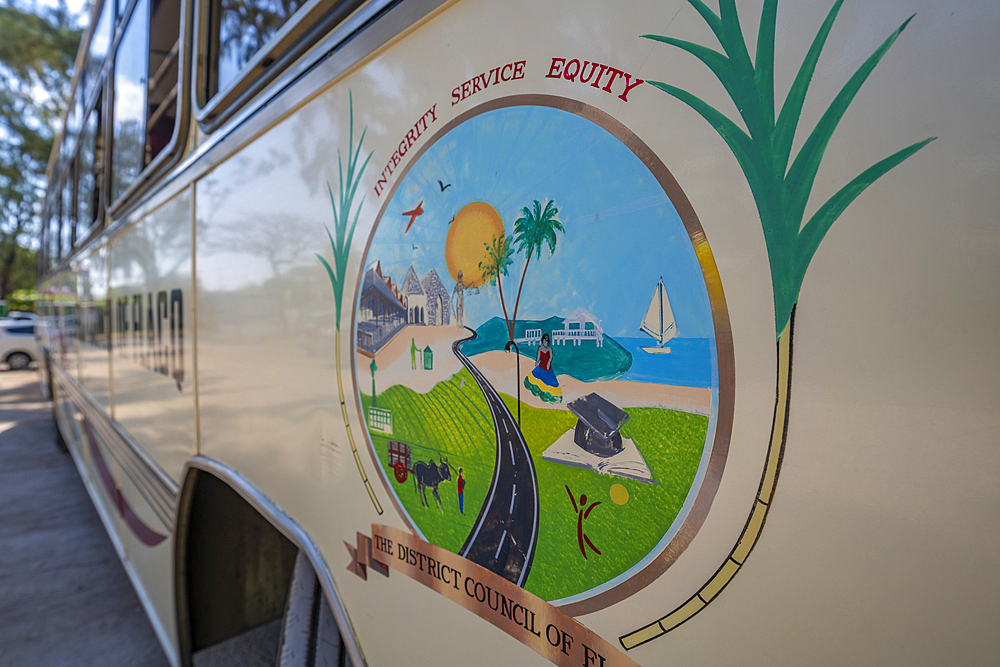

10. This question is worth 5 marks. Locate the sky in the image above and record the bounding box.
[363,105,716,340]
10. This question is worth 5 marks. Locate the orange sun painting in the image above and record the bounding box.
[444,201,504,288]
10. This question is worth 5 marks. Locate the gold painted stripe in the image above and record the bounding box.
[619,621,666,650]
[732,500,769,564]
[657,596,706,633]
[700,558,740,602]
[620,315,794,649]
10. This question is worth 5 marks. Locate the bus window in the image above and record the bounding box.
[48,193,61,265]
[110,0,182,205]
[206,0,307,99]
[60,169,75,256]
[146,0,181,164]
[76,100,103,246]
[84,0,113,103]
[111,0,149,203]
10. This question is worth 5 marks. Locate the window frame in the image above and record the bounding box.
[105,0,192,217]
[193,0,368,132]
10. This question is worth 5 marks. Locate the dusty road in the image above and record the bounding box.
[0,368,170,667]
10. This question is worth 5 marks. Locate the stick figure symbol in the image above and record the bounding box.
[566,485,602,559]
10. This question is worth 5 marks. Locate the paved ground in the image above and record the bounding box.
[0,368,171,667]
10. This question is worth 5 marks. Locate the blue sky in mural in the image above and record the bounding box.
[365,105,714,339]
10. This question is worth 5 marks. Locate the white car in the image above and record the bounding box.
[0,321,41,370]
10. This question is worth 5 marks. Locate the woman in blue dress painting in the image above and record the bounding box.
[524,333,563,403]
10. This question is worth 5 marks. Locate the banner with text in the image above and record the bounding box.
[346,525,639,667]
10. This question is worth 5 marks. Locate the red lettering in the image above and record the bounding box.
[471,75,482,94]
[590,63,608,88]
[512,60,525,79]
[501,63,513,81]
[563,58,580,81]
[451,85,462,106]
[546,57,565,78]
[602,66,623,93]
[619,74,645,101]
[579,61,597,83]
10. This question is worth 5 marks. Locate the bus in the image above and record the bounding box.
[36,0,999,665]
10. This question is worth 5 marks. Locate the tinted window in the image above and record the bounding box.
[4,326,36,335]
[111,0,150,202]
[146,0,181,163]
[207,0,307,97]
[76,105,100,243]
[60,170,75,256]
[84,0,113,102]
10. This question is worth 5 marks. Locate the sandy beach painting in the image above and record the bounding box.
[353,99,728,609]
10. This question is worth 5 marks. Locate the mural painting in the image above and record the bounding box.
[353,100,729,608]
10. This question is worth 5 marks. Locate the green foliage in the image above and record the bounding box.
[0,1,81,296]
[478,232,514,336]
[513,199,563,263]
[7,288,38,312]
[317,92,373,329]
[643,0,934,337]
[511,198,563,331]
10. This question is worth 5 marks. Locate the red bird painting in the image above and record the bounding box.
[402,201,424,233]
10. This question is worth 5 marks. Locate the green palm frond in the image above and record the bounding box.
[643,0,934,337]
[317,91,373,329]
[479,233,514,285]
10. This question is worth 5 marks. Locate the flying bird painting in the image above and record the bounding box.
[402,200,424,233]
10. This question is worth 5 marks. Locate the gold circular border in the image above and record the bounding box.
[350,94,735,616]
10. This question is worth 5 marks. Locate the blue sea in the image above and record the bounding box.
[614,337,714,388]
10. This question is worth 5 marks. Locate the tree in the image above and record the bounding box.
[0,0,81,299]
[510,198,563,335]
[478,232,514,336]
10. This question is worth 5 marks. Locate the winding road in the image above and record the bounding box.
[453,328,538,587]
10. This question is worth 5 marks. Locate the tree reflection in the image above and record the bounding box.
[215,0,305,90]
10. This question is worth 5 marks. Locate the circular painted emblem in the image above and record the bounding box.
[354,96,733,613]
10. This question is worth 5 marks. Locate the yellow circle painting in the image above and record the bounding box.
[610,484,629,505]
[445,201,503,288]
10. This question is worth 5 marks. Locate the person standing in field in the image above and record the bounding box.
[410,337,418,370]
[457,467,465,514]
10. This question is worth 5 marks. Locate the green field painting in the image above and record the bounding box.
[502,399,709,601]
[360,369,498,552]
[362,372,708,602]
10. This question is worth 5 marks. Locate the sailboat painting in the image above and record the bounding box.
[640,279,675,354]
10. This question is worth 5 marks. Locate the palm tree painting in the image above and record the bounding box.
[317,92,382,514]
[478,231,515,337]
[510,199,564,335]
[621,0,934,647]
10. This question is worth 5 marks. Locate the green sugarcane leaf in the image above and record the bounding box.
[754,0,778,130]
[774,0,845,173]
[642,35,734,89]
[792,136,935,284]
[678,0,724,47]
[717,0,754,76]
[785,14,916,229]
[646,80,770,213]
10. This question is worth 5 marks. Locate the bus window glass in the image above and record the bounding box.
[60,170,75,256]
[207,0,307,98]
[76,107,100,245]
[146,0,180,163]
[84,0,113,101]
[48,192,62,264]
[111,0,150,203]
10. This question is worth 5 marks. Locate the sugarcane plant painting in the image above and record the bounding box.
[318,92,383,514]
[622,0,935,648]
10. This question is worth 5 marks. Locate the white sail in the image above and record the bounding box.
[640,279,676,345]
